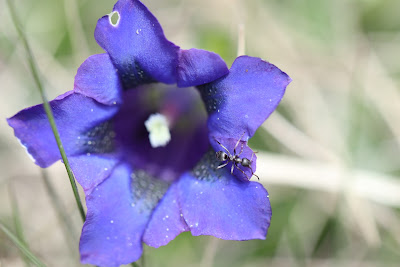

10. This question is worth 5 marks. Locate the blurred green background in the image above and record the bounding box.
[1,0,400,266]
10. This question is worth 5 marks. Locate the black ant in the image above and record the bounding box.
[214,132,259,180]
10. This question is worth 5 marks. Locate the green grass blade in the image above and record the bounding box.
[6,0,86,222]
[9,185,31,267]
[0,221,46,267]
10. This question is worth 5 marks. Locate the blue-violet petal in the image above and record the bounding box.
[74,53,123,106]
[177,48,229,87]
[95,0,179,88]
[7,92,118,168]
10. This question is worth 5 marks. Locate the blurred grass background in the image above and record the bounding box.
[1,0,400,266]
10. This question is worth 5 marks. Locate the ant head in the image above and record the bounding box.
[216,151,229,162]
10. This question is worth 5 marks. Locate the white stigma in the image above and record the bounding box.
[144,113,171,148]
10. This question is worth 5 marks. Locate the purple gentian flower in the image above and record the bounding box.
[7,0,291,266]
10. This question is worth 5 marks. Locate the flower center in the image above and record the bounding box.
[109,84,209,182]
[144,113,171,148]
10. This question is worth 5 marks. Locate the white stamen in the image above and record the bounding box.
[144,113,171,148]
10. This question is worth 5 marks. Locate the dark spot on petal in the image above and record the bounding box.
[119,60,155,89]
[191,149,226,182]
[130,170,170,213]
[197,84,224,114]
[78,120,115,154]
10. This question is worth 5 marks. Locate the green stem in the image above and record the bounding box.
[0,221,46,267]
[6,0,86,222]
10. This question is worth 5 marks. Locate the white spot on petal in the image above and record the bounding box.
[108,11,120,27]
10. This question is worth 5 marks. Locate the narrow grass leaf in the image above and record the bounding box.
[0,221,46,267]
[9,185,31,267]
[6,0,86,222]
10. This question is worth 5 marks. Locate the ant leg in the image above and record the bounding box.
[236,142,245,157]
[233,132,246,154]
[250,152,255,162]
[231,162,235,174]
[216,161,229,169]
[214,137,232,157]
[234,165,250,180]
[249,150,259,162]
[249,166,260,180]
